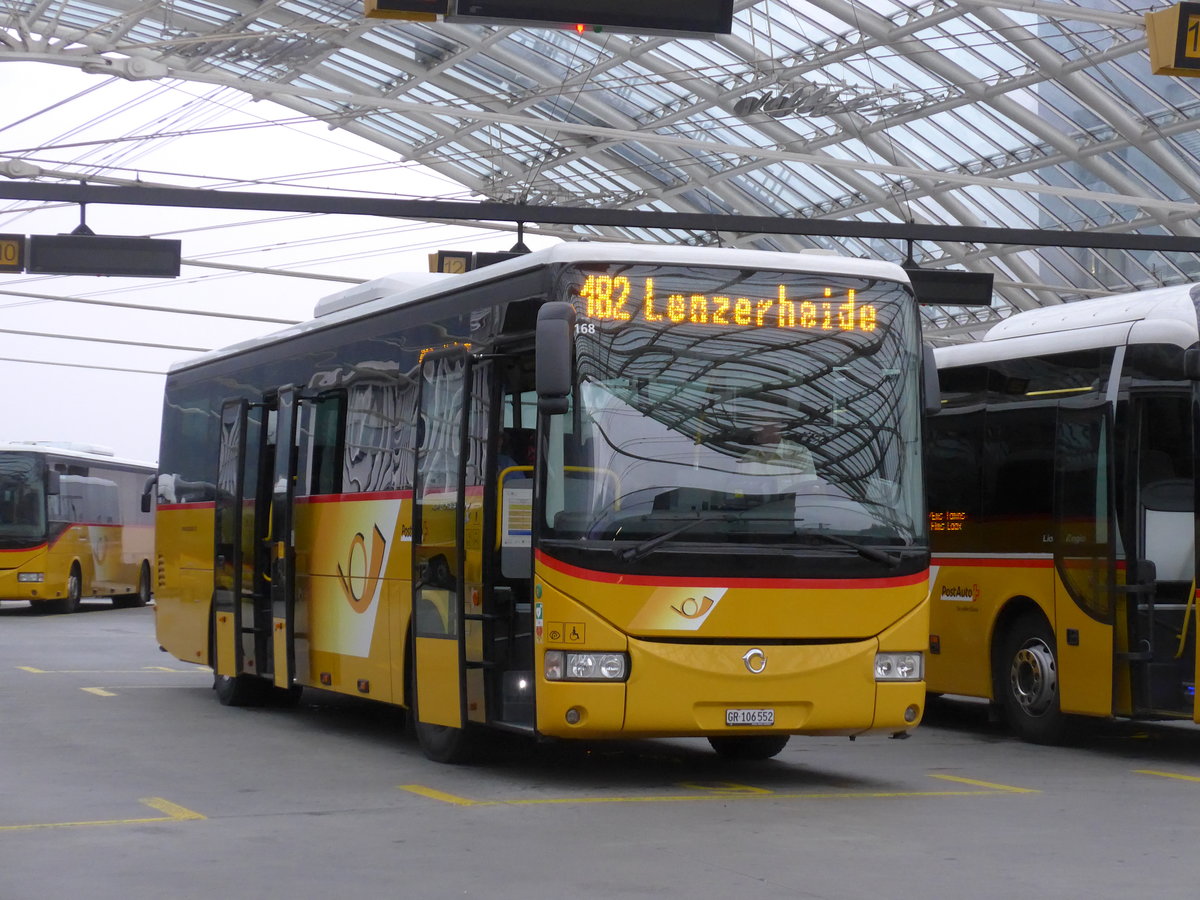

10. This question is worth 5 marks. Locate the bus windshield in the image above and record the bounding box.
[0,452,47,545]
[542,265,925,560]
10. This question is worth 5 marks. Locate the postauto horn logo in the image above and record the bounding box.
[338,525,387,614]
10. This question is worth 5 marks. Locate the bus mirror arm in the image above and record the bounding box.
[536,301,576,415]
[922,344,941,415]
[140,474,156,513]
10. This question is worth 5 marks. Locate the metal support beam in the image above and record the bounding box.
[2,181,1199,253]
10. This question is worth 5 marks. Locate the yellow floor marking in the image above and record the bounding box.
[0,797,206,832]
[1135,769,1200,783]
[677,781,772,795]
[82,687,118,697]
[16,666,47,673]
[400,785,483,806]
[401,774,1036,807]
[140,797,207,821]
[929,774,1039,793]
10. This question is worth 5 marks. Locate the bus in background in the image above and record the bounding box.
[154,242,931,763]
[927,284,1200,742]
[0,442,155,613]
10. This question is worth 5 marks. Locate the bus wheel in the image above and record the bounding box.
[213,672,271,707]
[415,720,479,764]
[707,735,790,761]
[998,614,1072,744]
[51,564,83,614]
[114,562,152,608]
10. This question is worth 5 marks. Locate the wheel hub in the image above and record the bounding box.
[1010,639,1057,717]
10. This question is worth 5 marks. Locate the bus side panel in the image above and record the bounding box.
[294,494,411,702]
[1055,568,1114,718]
[926,558,1055,699]
[155,504,215,665]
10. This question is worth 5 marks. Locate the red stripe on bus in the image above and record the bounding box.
[298,490,414,504]
[157,502,216,511]
[0,543,48,554]
[931,556,1055,568]
[536,550,928,590]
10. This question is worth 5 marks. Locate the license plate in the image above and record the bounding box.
[725,708,775,726]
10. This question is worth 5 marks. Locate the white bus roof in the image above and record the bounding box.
[172,242,911,374]
[0,442,156,470]
[937,283,1200,367]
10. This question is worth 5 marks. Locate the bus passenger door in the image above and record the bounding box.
[1053,403,1116,717]
[412,350,471,729]
[213,400,251,680]
[269,386,301,690]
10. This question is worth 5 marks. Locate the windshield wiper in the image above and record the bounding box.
[615,513,733,563]
[614,513,906,568]
[796,530,903,568]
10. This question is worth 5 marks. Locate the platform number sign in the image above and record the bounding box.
[0,234,25,272]
[1147,3,1200,76]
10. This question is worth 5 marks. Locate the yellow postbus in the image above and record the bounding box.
[0,442,155,613]
[154,243,931,762]
[927,284,1200,742]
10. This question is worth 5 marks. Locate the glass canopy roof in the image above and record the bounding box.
[3,0,1197,340]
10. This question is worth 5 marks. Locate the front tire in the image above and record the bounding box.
[997,613,1073,744]
[49,564,83,614]
[707,734,790,761]
[213,671,272,707]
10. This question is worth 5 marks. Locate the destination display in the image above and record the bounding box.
[575,272,880,332]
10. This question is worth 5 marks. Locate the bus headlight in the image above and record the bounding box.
[17,573,44,583]
[544,650,629,682]
[875,652,923,681]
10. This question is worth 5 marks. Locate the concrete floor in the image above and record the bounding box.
[2,600,1199,899]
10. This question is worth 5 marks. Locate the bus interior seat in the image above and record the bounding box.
[1140,451,1194,584]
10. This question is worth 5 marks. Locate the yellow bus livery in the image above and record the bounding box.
[0,441,155,613]
[154,243,932,762]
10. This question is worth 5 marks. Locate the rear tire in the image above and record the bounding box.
[707,734,790,760]
[114,562,152,608]
[997,612,1073,744]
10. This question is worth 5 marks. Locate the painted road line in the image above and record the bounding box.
[0,797,206,832]
[929,774,1039,793]
[401,785,483,806]
[400,774,1038,807]
[82,687,118,697]
[1135,769,1200,783]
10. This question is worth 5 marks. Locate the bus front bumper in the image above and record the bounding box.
[536,637,925,740]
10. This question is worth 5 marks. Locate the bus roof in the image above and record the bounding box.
[937,283,1200,367]
[171,242,911,375]
[0,442,156,471]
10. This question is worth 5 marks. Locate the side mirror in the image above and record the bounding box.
[536,301,576,415]
[1184,347,1200,381]
[45,469,60,496]
[923,344,941,416]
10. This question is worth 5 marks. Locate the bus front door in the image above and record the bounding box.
[213,400,253,682]
[269,386,301,691]
[1053,403,1116,718]
[213,390,304,694]
[412,349,472,734]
